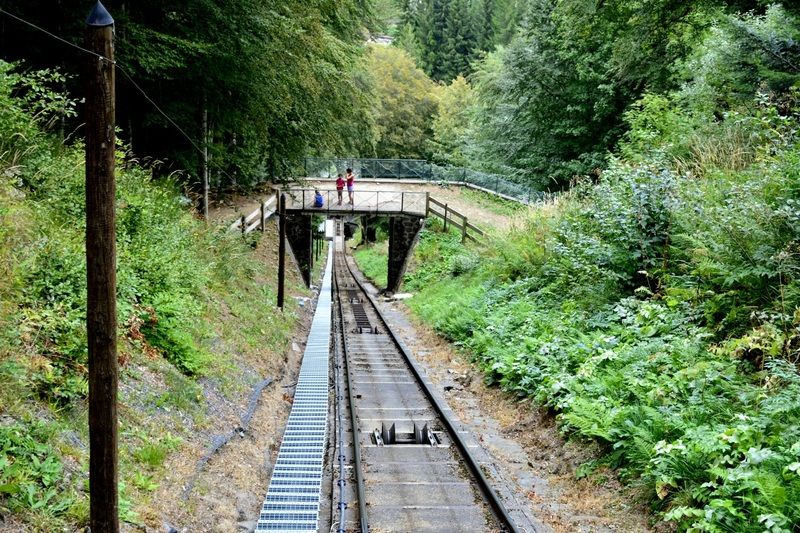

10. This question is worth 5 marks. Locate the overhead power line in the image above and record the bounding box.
[0,7,236,186]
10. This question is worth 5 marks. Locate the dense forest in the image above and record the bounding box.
[3,0,800,530]
[0,0,377,187]
[2,0,795,191]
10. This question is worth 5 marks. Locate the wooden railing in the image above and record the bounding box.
[426,197,484,243]
[228,194,278,235]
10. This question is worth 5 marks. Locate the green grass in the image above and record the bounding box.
[133,435,181,469]
[353,242,388,288]
[459,187,527,216]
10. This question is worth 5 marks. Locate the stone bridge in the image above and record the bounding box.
[282,188,427,293]
[231,187,482,294]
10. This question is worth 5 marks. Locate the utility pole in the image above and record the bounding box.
[277,193,286,309]
[85,2,119,532]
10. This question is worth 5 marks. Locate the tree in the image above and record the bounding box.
[394,22,423,64]
[0,0,375,188]
[472,0,496,51]
[365,45,438,158]
[415,0,449,80]
[430,75,476,166]
[491,0,521,46]
[466,0,748,188]
[441,0,479,80]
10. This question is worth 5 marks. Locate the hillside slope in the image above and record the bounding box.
[0,61,312,530]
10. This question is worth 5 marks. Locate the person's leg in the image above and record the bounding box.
[338,190,342,205]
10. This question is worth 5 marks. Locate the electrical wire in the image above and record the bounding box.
[0,7,237,186]
[114,64,205,157]
[0,8,110,63]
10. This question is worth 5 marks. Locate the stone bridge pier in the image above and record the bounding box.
[285,213,313,287]
[387,215,425,293]
[283,213,425,294]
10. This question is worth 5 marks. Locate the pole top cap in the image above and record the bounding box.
[86,1,114,27]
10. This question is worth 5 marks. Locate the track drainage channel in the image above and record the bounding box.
[349,298,377,333]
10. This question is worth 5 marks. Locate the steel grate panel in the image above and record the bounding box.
[256,248,332,532]
[266,495,320,503]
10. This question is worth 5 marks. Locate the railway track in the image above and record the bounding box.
[329,242,523,533]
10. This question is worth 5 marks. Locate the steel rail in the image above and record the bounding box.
[340,253,521,533]
[332,254,369,533]
[332,295,347,533]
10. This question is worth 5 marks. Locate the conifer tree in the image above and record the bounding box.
[472,0,496,52]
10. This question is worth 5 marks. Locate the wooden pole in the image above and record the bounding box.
[201,99,209,221]
[260,200,266,233]
[277,193,286,309]
[85,3,119,532]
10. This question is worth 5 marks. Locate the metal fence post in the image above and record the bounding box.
[277,193,286,309]
[443,204,448,232]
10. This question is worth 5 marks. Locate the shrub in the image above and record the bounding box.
[0,421,75,520]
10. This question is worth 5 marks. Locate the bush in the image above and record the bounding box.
[0,421,76,521]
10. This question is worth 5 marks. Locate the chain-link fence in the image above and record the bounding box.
[304,158,430,180]
[303,157,554,205]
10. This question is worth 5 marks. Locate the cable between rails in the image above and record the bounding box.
[333,249,369,533]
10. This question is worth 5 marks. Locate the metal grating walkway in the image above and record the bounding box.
[256,248,332,532]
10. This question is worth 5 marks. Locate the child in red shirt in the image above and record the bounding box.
[335,173,345,205]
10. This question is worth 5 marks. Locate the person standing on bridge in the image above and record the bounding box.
[313,189,324,208]
[336,173,345,205]
[346,168,355,205]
